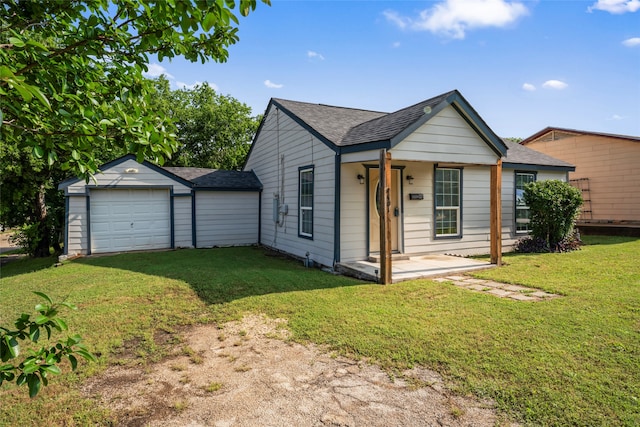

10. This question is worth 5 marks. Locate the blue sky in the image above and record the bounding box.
[144,0,640,139]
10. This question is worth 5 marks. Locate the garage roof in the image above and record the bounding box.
[163,167,262,191]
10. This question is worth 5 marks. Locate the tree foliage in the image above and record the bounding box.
[523,180,583,248]
[151,76,260,170]
[0,0,268,256]
[0,292,96,398]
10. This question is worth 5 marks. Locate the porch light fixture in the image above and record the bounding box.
[406,175,414,185]
[357,174,365,184]
[124,168,139,174]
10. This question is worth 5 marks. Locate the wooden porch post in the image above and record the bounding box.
[379,149,392,284]
[490,159,502,266]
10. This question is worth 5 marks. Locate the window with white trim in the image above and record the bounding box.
[435,168,461,237]
[299,167,314,238]
[515,172,536,233]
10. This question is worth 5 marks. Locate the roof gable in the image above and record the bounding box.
[58,154,193,190]
[521,127,640,145]
[254,90,507,157]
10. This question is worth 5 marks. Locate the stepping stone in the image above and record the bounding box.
[509,293,537,301]
[445,275,467,281]
[502,284,530,292]
[464,278,487,284]
[452,281,471,287]
[467,284,490,291]
[487,289,513,297]
[432,278,451,283]
[479,281,504,288]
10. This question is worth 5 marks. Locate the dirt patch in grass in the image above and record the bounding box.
[82,314,515,426]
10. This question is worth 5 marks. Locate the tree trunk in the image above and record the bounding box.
[33,184,51,258]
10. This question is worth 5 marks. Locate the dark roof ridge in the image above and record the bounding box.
[271,97,388,115]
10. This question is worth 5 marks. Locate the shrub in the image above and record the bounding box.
[524,180,583,248]
[515,229,582,253]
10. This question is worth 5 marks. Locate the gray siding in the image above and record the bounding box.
[66,196,88,255]
[174,196,193,248]
[195,192,259,247]
[64,158,191,195]
[245,105,336,267]
[392,106,498,165]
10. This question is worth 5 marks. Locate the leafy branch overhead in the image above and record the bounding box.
[0,0,269,181]
[0,292,96,398]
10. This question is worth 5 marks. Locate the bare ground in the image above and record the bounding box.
[82,314,515,427]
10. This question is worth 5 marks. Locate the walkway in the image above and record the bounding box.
[433,275,560,301]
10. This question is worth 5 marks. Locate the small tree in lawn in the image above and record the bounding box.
[523,180,583,251]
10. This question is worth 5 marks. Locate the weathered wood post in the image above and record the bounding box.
[379,149,392,284]
[490,158,502,266]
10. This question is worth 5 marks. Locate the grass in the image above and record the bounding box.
[0,238,638,426]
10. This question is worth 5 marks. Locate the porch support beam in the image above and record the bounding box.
[379,149,392,284]
[490,159,502,266]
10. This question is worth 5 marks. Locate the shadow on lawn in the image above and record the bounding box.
[76,246,365,304]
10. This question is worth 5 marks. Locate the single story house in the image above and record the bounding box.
[59,90,575,268]
[58,155,262,256]
[521,127,640,225]
[243,90,575,269]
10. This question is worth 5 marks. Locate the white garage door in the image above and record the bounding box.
[90,189,171,253]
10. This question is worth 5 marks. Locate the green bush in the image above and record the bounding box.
[523,180,583,249]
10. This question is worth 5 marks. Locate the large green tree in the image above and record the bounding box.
[0,0,268,256]
[152,76,259,170]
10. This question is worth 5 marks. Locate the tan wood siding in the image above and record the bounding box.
[526,135,640,221]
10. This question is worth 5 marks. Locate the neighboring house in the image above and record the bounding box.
[521,127,640,224]
[58,155,262,256]
[243,90,575,268]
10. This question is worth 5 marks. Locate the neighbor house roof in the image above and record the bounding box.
[163,167,262,191]
[521,127,640,145]
[267,90,508,156]
[502,140,575,171]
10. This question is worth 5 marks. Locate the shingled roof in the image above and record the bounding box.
[502,140,575,171]
[270,90,507,156]
[163,167,262,191]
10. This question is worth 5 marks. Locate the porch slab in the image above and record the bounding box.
[336,255,494,283]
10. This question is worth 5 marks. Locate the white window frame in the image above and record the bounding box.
[434,167,461,238]
[515,171,536,234]
[298,166,314,239]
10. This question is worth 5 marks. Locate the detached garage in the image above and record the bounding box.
[58,155,262,256]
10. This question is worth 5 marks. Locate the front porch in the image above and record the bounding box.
[336,254,494,284]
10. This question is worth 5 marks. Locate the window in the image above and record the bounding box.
[515,172,536,233]
[435,168,461,237]
[299,166,314,238]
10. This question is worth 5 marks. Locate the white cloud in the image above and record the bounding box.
[522,83,536,91]
[588,0,640,14]
[622,37,640,46]
[307,50,325,61]
[542,80,568,90]
[608,114,626,120]
[264,80,284,89]
[392,41,402,48]
[384,0,529,39]
[143,63,174,79]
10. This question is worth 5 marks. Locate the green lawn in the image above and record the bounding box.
[0,237,638,426]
